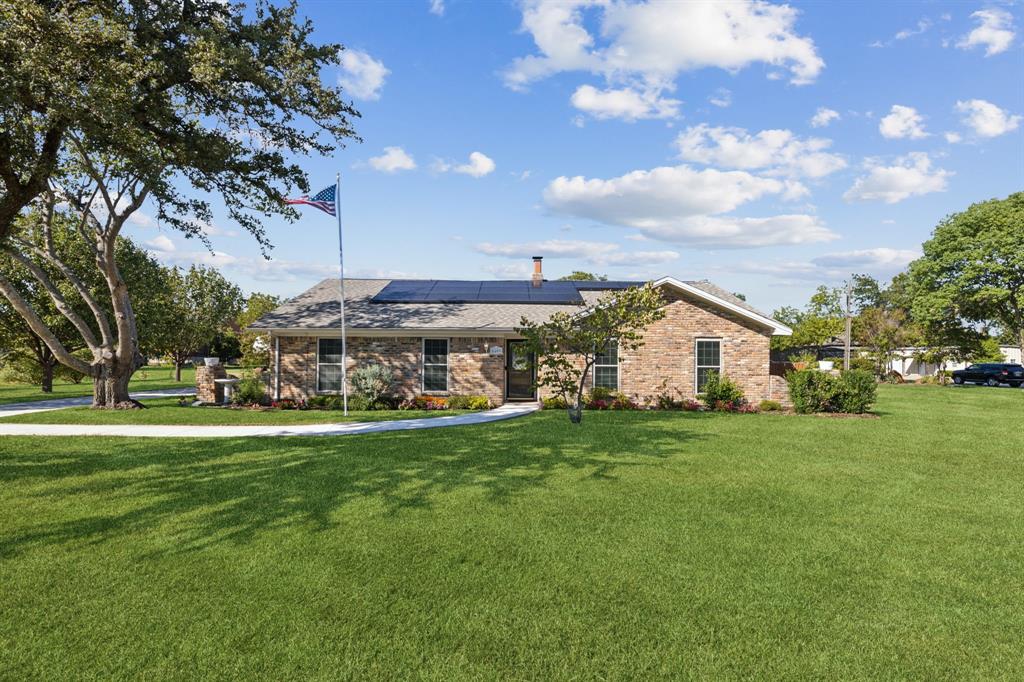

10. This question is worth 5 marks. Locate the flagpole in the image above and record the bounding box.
[336,172,349,416]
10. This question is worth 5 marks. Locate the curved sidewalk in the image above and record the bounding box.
[0,401,539,438]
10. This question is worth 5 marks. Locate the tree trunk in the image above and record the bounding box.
[41,362,54,393]
[174,361,182,382]
[91,361,139,409]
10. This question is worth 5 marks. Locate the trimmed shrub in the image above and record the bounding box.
[448,395,492,410]
[542,396,568,410]
[351,364,394,405]
[787,368,877,414]
[681,399,703,412]
[584,386,614,407]
[700,371,745,411]
[759,399,783,412]
[787,370,842,414]
[838,369,877,413]
[233,376,265,406]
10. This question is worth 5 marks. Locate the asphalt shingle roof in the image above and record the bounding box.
[249,278,776,332]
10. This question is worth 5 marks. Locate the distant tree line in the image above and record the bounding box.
[773,193,1023,376]
[0,220,280,391]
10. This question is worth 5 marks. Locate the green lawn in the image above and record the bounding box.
[0,365,196,405]
[1,385,1022,679]
[0,396,473,425]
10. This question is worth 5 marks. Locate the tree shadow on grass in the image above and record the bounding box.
[0,412,704,558]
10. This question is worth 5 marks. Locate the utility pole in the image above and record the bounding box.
[843,278,853,371]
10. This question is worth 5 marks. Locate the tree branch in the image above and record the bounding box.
[3,248,101,351]
[0,272,93,375]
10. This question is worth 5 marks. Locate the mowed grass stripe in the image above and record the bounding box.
[1,384,1022,679]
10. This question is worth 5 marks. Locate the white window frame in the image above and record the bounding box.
[421,338,450,393]
[316,337,345,394]
[694,337,722,394]
[593,339,619,391]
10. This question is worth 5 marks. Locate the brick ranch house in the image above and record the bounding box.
[249,258,793,406]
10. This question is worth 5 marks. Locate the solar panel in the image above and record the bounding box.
[370,278,641,304]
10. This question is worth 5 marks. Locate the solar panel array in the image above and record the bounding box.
[371,279,639,305]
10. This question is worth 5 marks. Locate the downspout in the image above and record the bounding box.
[274,336,281,401]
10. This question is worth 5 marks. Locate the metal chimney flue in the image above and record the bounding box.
[531,256,543,287]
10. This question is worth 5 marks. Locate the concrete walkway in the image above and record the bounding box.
[0,396,539,438]
[0,388,196,419]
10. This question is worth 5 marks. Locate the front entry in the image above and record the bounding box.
[506,340,536,400]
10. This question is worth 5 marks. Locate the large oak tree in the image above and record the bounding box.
[0,0,360,406]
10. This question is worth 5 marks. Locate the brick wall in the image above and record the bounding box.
[276,335,507,403]
[450,337,506,405]
[620,289,773,403]
[195,364,227,403]
[274,291,777,406]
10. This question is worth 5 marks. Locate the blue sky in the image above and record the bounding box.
[127,0,1023,313]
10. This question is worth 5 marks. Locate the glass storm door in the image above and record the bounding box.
[506,341,536,400]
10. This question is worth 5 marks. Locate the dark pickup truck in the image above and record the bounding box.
[951,363,1024,387]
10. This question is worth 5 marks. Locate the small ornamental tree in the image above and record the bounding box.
[516,284,665,424]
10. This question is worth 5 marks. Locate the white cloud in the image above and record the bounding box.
[504,0,823,90]
[570,84,680,121]
[543,164,836,247]
[338,49,390,100]
[725,247,920,282]
[810,107,840,128]
[957,8,1015,56]
[879,105,929,139]
[435,151,496,177]
[428,0,444,17]
[482,263,532,279]
[474,239,679,266]
[955,99,1022,137]
[811,248,920,271]
[944,131,962,144]
[368,146,417,173]
[674,124,847,178]
[145,235,175,252]
[503,0,823,119]
[895,18,932,41]
[843,153,952,204]
[708,88,732,108]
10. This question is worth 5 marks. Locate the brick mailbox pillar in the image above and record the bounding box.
[196,363,228,404]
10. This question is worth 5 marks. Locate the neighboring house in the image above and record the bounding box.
[249,258,793,405]
[891,346,1023,380]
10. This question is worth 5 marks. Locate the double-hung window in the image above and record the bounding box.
[317,338,344,393]
[594,340,619,390]
[422,339,449,392]
[695,339,722,393]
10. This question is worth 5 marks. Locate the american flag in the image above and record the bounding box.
[285,184,336,216]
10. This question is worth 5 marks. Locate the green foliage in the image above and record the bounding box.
[557,272,607,281]
[787,370,844,414]
[517,284,665,423]
[0,0,361,247]
[235,293,282,368]
[839,370,877,413]
[909,193,1024,357]
[787,369,876,414]
[700,371,745,411]
[771,286,845,351]
[447,395,492,410]
[970,337,1006,363]
[350,364,395,406]
[542,396,568,410]
[153,265,243,371]
[759,399,783,412]
[232,377,266,406]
